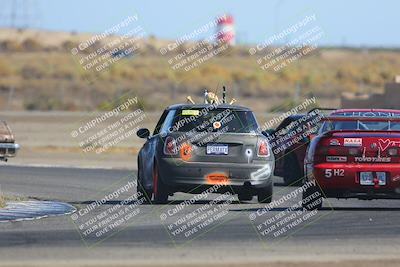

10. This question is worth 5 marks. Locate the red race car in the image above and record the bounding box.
[303,109,400,210]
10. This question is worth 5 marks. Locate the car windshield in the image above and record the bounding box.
[169,108,259,133]
[320,119,400,132]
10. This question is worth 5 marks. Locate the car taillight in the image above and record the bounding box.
[314,145,350,163]
[163,136,178,155]
[327,148,339,155]
[316,146,352,156]
[258,140,270,157]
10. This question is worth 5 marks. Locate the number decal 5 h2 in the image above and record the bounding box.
[324,169,345,178]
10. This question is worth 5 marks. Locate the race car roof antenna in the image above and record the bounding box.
[222,85,237,105]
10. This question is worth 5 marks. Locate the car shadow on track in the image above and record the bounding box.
[273,182,287,187]
[321,206,400,211]
[229,206,400,212]
[69,199,243,205]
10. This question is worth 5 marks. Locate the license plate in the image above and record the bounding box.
[360,172,386,185]
[206,144,228,155]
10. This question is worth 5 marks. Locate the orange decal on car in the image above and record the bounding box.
[206,173,230,185]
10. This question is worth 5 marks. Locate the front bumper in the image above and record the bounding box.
[158,157,274,191]
[0,143,20,160]
[308,162,400,199]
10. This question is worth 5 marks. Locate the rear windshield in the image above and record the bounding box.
[320,120,400,132]
[168,108,259,133]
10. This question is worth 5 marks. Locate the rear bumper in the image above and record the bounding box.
[0,143,20,159]
[308,162,400,199]
[158,157,274,192]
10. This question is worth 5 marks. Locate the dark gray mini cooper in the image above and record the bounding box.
[136,103,274,204]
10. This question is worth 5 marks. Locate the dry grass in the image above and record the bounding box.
[0,194,27,209]
[0,194,5,208]
[0,29,399,112]
[0,49,398,112]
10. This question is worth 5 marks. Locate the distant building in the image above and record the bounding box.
[341,76,400,109]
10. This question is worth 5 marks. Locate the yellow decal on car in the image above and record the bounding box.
[182,110,200,116]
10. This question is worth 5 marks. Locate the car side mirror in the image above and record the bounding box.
[137,128,150,139]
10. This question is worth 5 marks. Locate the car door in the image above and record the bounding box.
[140,109,176,190]
[138,110,168,189]
[273,118,293,176]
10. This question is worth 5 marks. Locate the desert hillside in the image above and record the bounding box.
[0,28,399,112]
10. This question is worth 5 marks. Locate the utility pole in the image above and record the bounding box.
[6,87,14,111]
[1,0,40,29]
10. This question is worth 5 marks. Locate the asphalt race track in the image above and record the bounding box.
[1,165,400,266]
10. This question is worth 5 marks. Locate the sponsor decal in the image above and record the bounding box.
[354,156,391,163]
[326,156,347,162]
[336,111,400,117]
[378,139,400,151]
[213,121,222,129]
[392,175,400,182]
[329,139,340,146]
[180,143,192,161]
[324,168,345,178]
[344,138,362,147]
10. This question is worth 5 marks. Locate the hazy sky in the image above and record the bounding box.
[1,0,399,47]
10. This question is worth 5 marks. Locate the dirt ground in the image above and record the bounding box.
[0,111,152,169]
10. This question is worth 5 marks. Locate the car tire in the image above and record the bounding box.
[302,185,323,210]
[152,162,169,204]
[137,165,152,203]
[257,183,273,203]
[283,153,303,186]
[238,192,253,202]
